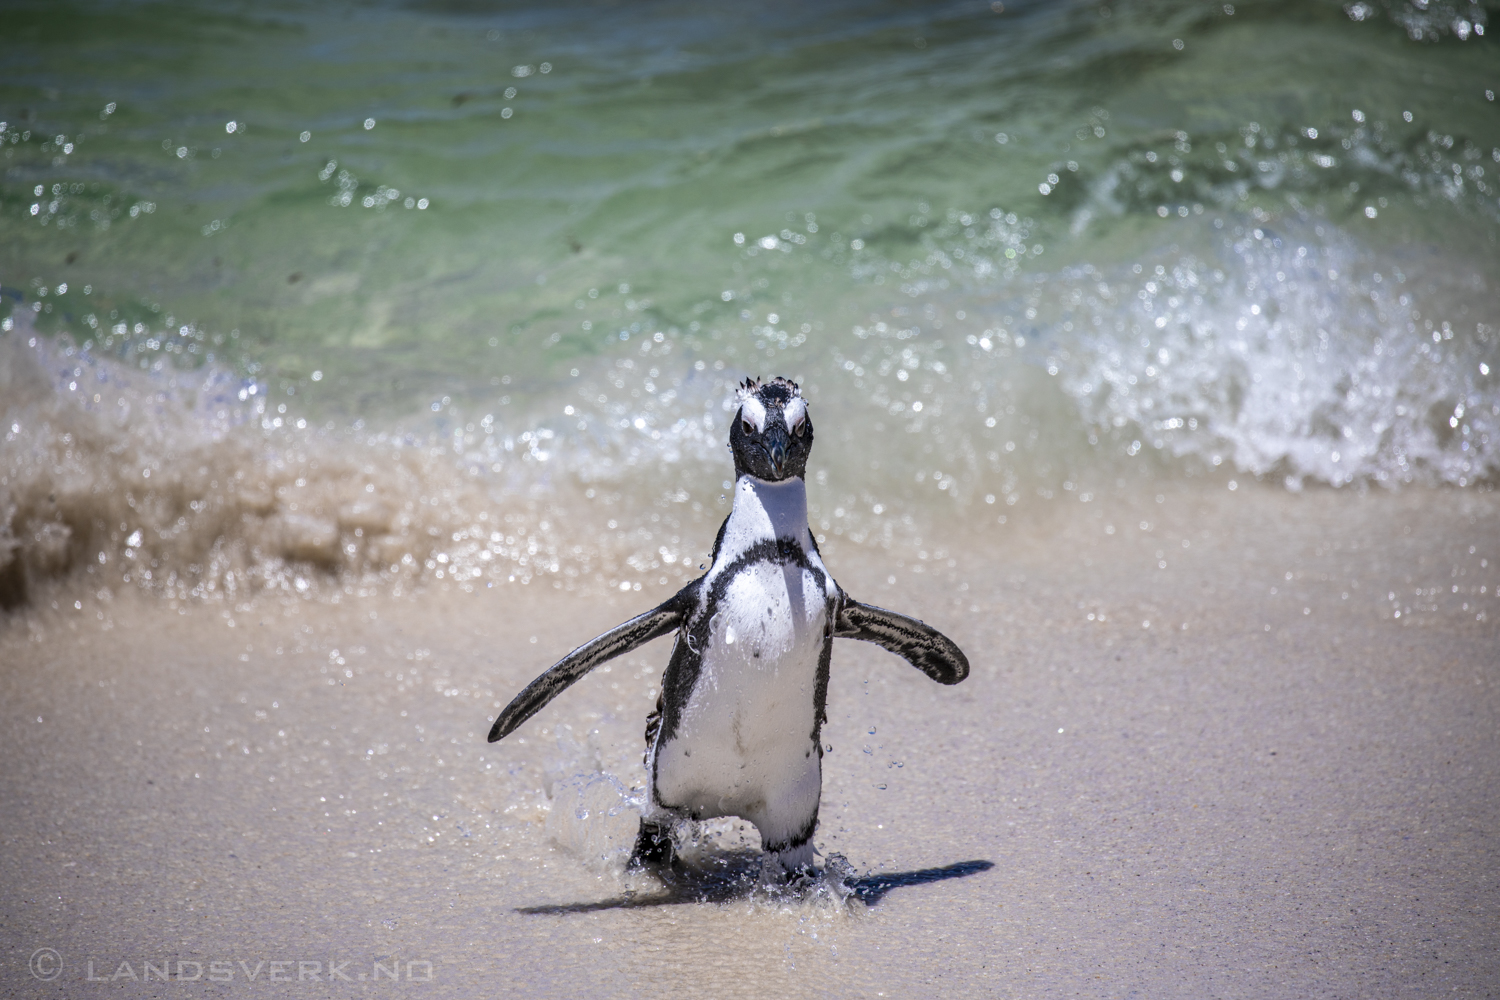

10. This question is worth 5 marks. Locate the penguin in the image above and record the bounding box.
[487,377,969,875]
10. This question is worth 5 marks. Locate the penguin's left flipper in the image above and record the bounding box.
[834,598,970,685]
[487,580,701,742]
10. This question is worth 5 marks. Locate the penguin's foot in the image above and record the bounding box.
[626,818,676,872]
[757,841,817,890]
[771,840,815,876]
[779,864,819,891]
[755,857,824,900]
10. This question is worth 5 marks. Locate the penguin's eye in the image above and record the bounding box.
[738,396,768,434]
[783,396,808,435]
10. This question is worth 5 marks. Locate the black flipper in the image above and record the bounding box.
[487,581,700,742]
[834,598,970,685]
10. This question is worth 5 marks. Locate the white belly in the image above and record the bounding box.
[653,560,830,847]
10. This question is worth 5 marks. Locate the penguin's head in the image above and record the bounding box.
[729,377,813,482]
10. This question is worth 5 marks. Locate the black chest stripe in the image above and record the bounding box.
[657,537,833,745]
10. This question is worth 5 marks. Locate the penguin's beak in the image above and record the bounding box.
[766,429,789,478]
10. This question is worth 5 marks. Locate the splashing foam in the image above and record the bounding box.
[1055,224,1499,488]
[0,327,626,609]
[545,772,643,873]
[828,205,1498,496]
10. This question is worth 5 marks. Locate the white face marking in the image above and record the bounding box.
[739,396,768,433]
[783,396,807,432]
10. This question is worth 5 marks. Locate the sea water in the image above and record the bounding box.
[4,0,1496,605]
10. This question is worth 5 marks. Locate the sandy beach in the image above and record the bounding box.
[3,485,1495,997]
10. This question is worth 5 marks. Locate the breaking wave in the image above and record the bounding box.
[0,325,724,611]
[1047,222,1499,489]
[844,209,1499,494]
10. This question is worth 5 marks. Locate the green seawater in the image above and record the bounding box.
[3,0,1498,523]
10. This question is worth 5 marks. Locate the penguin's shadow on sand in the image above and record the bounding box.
[515,859,994,915]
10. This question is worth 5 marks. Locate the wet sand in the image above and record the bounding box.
[2,486,1497,998]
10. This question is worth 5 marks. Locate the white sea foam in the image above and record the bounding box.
[0,326,597,608]
[1052,223,1499,488]
[865,212,1498,493]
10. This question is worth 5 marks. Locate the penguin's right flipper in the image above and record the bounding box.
[488,581,701,742]
[834,599,970,685]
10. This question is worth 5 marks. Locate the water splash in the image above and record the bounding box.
[0,325,639,608]
[1050,222,1499,488]
[544,772,641,873]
